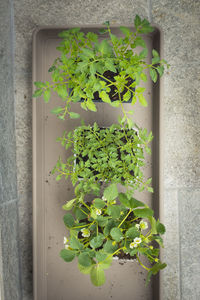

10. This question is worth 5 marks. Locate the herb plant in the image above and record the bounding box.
[33,15,169,287]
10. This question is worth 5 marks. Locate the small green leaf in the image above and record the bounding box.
[70,236,82,250]
[138,94,147,107]
[134,15,141,28]
[60,249,75,262]
[156,221,166,235]
[43,89,51,103]
[96,251,108,262]
[100,91,111,104]
[94,198,106,209]
[69,112,80,119]
[104,184,118,202]
[78,263,93,274]
[90,234,104,249]
[51,106,63,114]
[86,100,97,112]
[151,263,167,275]
[119,26,131,36]
[78,252,92,267]
[157,65,164,76]
[33,89,43,98]
[90,265,105,286]
[62,199,76,211]
[149,68,158,83]
[134,208,154,218]
[152,49,159,57]
[63,213,75,228]
[129,198,145,209]
[149,216,157,234]
[110,227,123,242]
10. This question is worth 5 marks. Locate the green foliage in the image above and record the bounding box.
[33,16,169,121]
[33,14,168,287]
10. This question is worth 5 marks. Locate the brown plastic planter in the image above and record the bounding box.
[32,25,163,300]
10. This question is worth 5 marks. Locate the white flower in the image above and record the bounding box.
[63,236,69,245]
[139,220,148,230]
[130,237,142,248]
[96,209,102,216]
[135,221,148,231]
[102,196,107,201]
[65,244,70,250]
[134,237,142,244]
[81,228,90,237]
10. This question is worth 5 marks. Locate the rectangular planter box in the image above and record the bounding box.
[32,25,163,300]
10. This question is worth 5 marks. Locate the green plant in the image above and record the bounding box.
[33,15,169,287]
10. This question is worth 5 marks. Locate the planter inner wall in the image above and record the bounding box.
[32,26,161,300]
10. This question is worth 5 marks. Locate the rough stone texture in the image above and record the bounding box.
[152,1,200,299]
[0,0,22,299]
[0,201,22,300]
[178,189,200,300]
[161,189,180,300]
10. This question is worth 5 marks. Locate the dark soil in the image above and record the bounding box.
[93,70,134,102]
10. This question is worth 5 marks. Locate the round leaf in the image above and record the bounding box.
[110,227,123,242]
[60,249,75,262]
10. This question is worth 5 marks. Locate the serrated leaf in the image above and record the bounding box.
[62,199,76,211]
[134,208,154,218]
[152,49,159,57]
[110,227,123,242]
[63,213,75,228]
[156,221,166,235]
[126,227,139,239]
[69,112,80,119]
[119,193,130,207]
[90,265,105,286]
[99,257,113,269]
[33,89,43,98]
[103,240,118,253]
[134,15,141,28]
[149,68,158,83]
[43,89,51,103]
[70,236,82,250]
[157,65,164,76]
[60,249,75,262]
[78,263,93,274]
[138,94,148,107]
[141,72,147,82]
[51,106,63,114]
[123,91,131,102]
[96,251,108,262]
[103,184,118,202]
[129,198,145,209]
[90,234,104,249]
[94,198,106,209]
[107,205,120,219]
[148,216,157,234]
[119,26,131,36]
[99,91,111,103]
[78,252,92,267]
[151,263,167,275]
[86,100,97,111]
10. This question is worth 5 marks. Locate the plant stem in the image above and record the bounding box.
[118,209,132,228]
[136,254,150,271]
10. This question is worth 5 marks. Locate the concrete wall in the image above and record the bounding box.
[0,0,199,299]
[0,0,22,299]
